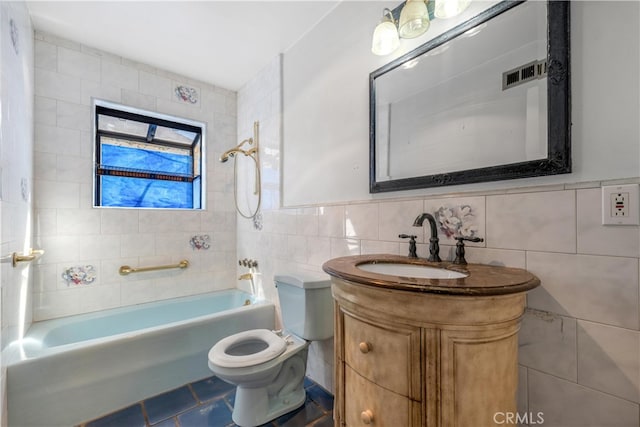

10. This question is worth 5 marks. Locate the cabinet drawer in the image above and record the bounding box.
[345,366,411,427]
[343,313,417,396]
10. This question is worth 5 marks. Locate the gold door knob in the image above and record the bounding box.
[359,341,372,353]
[361,409,374,424]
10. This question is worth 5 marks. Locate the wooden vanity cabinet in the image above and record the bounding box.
[340,311,422,426]
[331,277,527,427]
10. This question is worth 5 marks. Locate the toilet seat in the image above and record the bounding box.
[210,329,287,368]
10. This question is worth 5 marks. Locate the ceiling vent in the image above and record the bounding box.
[502,59,547,91]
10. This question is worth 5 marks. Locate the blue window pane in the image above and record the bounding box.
[101,176,193,208]
[94,104,204,210]
[101,144,191,175]
[193,176,202,209]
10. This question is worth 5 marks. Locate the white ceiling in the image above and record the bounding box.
[26,1,340,91]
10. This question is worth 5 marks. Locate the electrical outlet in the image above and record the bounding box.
[611,192,628,217]
[602,184,640,225]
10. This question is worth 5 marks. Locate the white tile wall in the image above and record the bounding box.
[519,309,577,381]
[379,199,424,243]
[577,320,640,403]
[527,252,639,329]
[577,188,640,257]
[31,32,238,321]
[318,205,345,238]
[487,190,577,253]
[296,207,319,236]
[345,203,379,240]
[529,370,639,426]
[463,247,526,268]
[1,2,34,424]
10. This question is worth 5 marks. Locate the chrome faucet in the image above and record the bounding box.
[413,213,442,262]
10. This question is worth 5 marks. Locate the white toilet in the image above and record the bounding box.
[208,270,333,427]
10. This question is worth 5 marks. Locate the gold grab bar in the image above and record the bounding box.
[12,249,45,267]
[119,259,189,276]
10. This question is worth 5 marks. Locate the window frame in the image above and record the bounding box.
[92,99,206,210]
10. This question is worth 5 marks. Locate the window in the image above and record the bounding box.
[93,100,205,209]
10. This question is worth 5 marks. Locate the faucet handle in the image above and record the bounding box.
[399,234,418,258]
[452,236,484,265]
[239,258,258,268]
[456,236,484,243]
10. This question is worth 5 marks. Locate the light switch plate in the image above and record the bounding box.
[602,184,640,225]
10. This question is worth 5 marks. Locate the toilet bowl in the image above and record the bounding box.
[210,329,288,369]
[207,270,333,427]
[208,330,309,427]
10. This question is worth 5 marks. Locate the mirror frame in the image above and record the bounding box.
[369,0,570,193]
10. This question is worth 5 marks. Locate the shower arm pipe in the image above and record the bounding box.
[219,122,259,163]
[220,139,252,160]
[119,259,189,276]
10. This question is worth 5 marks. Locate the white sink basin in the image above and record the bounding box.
[357,263,468,279]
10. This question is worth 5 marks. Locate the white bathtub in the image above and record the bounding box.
[6,289,275,427]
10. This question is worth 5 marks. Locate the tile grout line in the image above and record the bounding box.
[140,401,151,427]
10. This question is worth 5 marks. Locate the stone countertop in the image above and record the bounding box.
[322,254,540,296]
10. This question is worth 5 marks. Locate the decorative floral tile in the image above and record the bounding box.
[424,196,486,247]
[253,211,263,231]
[190,234,211,250]
[10,18,19,55]
[62,265,96,286]
[435,205,479,239]
[20,177,29,202]
[174,85,199,104]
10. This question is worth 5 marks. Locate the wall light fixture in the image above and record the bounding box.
[398,0,430,39]
[435,0,471,19]
[371,8,400,56]
[372,0,471,56]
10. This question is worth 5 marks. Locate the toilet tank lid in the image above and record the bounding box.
[274,269,331,289]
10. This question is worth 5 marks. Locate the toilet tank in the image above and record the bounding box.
[275,270,333,341]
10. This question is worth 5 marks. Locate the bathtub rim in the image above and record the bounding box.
[6,289,270,365]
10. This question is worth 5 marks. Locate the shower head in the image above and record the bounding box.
[219,148,242,163]
[219,138,253,163]
[219,151,234,163]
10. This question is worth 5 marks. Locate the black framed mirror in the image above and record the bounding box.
[369,0,570,193]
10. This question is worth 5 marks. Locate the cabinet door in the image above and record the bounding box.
[343,312,420,398]
[344,366,415,427]
[440,327,519,427]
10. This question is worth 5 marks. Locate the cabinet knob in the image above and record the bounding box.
[359,341,372,353]
[361,409,374,424]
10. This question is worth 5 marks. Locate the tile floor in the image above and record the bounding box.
[79,376,333,427]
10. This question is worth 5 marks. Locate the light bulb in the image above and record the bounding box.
[434,0,471,19]
[372,9,400,55]
[398,0,430,39]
